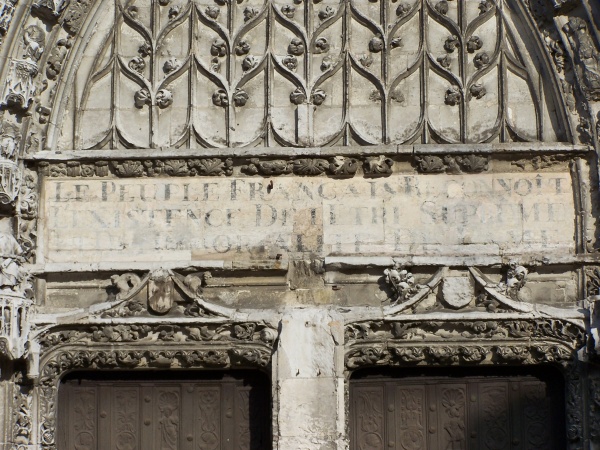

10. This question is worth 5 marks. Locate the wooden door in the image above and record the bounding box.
[350,369,565,450]
[57,371,270,450]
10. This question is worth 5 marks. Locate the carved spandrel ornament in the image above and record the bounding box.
[102,269,218,318]
[383,264,535,315]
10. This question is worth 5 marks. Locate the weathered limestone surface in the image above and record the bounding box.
[274,308,345,449]
[44,173,576,263]
[1,0,600,448]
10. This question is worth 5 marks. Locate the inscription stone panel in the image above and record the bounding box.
[43,173,575,263]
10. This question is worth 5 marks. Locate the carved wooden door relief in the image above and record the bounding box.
[350,372,565,450]
[57,371,271,450]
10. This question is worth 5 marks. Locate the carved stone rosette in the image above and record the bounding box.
[31,321,276,449]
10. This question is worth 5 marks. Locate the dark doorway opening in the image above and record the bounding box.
[57,370,271,450]
[350,365,566,450]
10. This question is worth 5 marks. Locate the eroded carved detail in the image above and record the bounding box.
[0,122,22,204]
[13,384,33,447]
[345,319,585,348]
[415,155,489,173]
[384,264,418,304]
[563,17,600,101]
[496,261,528,300]
[32,0,67,21]
[364,155,393,176]
[0,0,16,37]
[17,168,38,260]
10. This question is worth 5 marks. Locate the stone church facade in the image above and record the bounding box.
[0,0,600,448]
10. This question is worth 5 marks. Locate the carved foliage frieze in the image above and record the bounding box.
[38,322,276,353]
[415,154,489,173]
[345,318,584,369]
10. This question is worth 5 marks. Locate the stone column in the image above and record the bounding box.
[273,308,346,449]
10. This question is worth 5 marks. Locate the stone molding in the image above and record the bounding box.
[20,146,589,180]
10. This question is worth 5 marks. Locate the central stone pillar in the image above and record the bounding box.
[274,308,346,449]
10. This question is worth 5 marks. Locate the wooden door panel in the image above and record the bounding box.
[350,372,565,450]
[58,372,270,450]
[392,385,426,450]
[351,385,386,450]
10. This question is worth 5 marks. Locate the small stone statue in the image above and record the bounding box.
[0,232,28,294]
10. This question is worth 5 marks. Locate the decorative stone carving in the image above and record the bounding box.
[242,158,293,176]
[110,273,142,299]
[467,36,483,53]
[293,158,328,176]
[415,155,489,173]
[563,17,600,101]
[469,83,486,99]
[496,261,528,300]
[0,294,32,359]
[0,0,16,36]
[345,317,584,370]
[384,264,418,303]
[442,276,473,309]
[329,156,358,177]
[588,267,600,296]
[1,24,45,109]
[32,0,67,21]
[364,155,393,176]
[0,230,33,359]
[103,270,216,318]
[1,59,38,111]
[0,123,21,204]
[17,168,37,260]
[347,343,575,369]
[12,386,33,447]
[35,325,275,449]
[107,158,234,177]
[445,86,461,105]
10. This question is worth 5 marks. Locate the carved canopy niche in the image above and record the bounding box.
[49,0,570,149]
